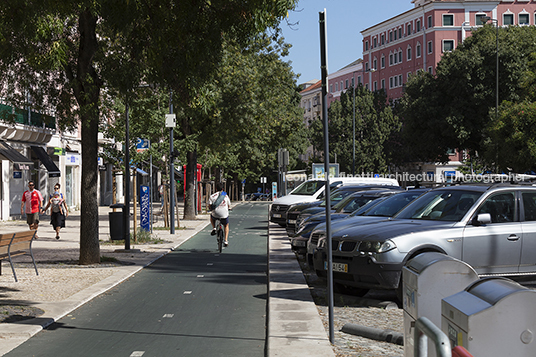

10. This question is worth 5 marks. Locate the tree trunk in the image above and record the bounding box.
[71,10,101,264]
[183,150,197,219]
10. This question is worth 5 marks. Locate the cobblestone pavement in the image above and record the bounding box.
[297,256,404,357]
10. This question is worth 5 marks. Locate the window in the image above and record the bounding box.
[407,46,412,61]
[398,28,402,38]
[477,192,516,223]
[345,79,349,89]
[365,41,369,51]
[389,31,393,42]
[443,14,454,26]
[399,50,403,63]
[428,67,433,74]
[504,13,514,25]
[417,43,421,57]
[394,76,398,87]
[358,75,362,85]
[428,15,433,28]
[523,192,536,221]
[381,79,385,89]
[428,41,433,54]
[394,29,397,40]
[351,77,354,87]
[381,55,385,69]
[365,62,369,71]
[476,14,487,26]
[340,81,343,91]
[330,84,333,93]
[335,83,338,92]
[417,19,421,32]
[381,34,385,45]
[390,53,393,66]
[519,13,530,25]
[373,58,377,70]
[374,81,377,91]
[390,77,393,88]
[373,37,377,47]
[408,23,412,35]
[399,75,403,86]
[443,40,454,52]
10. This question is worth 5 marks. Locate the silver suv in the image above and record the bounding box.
[313,183,536,297]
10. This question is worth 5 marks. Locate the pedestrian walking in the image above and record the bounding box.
[43,183,69,239]
[20,180,44,236]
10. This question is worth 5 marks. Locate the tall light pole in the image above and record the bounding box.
[482,16,499,123]
[352,67,376,176]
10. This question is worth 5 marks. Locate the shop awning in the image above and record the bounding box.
[0,141,33,170]
[31,145,61,177]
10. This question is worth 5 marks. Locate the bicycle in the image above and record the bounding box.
[215,218,225,253]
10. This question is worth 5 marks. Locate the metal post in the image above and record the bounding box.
[169,91,175,234]
[319,9,334,344]
[352,73,356,176]
[149,139,153,233]
[124,102,131,250]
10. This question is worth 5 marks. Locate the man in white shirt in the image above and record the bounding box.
[209,183,231,246]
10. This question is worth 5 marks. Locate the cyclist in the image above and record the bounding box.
[209,182,231,247]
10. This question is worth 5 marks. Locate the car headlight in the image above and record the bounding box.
[358,239,397,253]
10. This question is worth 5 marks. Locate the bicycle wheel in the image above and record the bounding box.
[217,227,223,253]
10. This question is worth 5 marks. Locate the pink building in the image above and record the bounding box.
[361,0,536,100]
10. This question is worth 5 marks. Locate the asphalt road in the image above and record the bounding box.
[6,203,270,357]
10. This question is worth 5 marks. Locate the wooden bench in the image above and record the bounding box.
[0,230,39,282]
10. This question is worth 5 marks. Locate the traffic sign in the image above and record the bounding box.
[136,138,149,152]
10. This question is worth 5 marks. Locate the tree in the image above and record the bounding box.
[400,25,536,164]
[0,0,297,263]
[309,85,400,175]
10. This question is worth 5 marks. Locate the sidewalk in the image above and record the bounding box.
[0,203,333,356]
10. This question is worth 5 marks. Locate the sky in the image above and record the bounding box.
[280,0,415,84]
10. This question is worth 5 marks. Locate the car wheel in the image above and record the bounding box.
[334,283,369,297]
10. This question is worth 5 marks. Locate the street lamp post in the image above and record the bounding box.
[352,67,376,176]
[482,16,499,123]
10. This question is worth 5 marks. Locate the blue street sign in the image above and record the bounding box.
[136,138,149,152]
[140,185,151,232]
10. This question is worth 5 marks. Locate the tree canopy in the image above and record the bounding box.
[309,86,400,175]
[0,0,297,263]
[400,25,536,168]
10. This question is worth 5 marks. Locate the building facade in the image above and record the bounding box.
[361,0,536,100]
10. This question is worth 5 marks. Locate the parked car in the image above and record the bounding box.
[313,183,536,299]
[305,188,429,266]
[286,184,402,236]
[290,189,401,255]
[269,177,399,226]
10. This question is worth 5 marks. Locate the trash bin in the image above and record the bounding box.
[442,277,536,357]
[402,252,478,357]
[109,203,125,240]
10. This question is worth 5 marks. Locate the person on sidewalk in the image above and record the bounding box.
[43,190,68,239]
[20,180,44,235]
[209,183,231,247]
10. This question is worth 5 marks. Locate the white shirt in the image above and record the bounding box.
[209,191,231,219]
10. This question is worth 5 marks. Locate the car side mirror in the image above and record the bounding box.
[472,213,491,226]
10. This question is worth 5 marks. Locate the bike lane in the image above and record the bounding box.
[6,203,269,357]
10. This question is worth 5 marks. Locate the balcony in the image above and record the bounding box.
[0,104,56,144]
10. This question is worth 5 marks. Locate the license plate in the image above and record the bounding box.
[288,220,296,224]
[273,213,281,218]
[292,239,306,247]
[324,261,348,273]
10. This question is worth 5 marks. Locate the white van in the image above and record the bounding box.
[269,177,399,226]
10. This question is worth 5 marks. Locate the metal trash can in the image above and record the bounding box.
[403,252,479,357]
[442,277,536,357]
[109,203,125,240]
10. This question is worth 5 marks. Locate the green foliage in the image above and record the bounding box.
[400,25,536,165]
[310,85,400,175]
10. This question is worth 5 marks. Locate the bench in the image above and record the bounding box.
[0,230,39,282]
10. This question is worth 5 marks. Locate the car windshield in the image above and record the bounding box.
[363,191,426,217]
[290,181,325,196]
[395,189,483,221]
[319,188,358,207]
[336,196,378,213]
